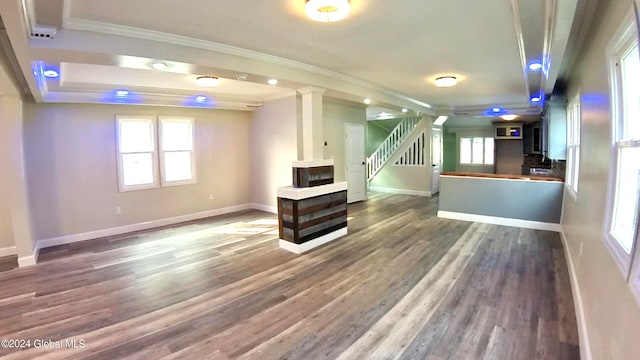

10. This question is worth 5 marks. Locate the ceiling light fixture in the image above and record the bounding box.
[363,98,371,104]
[502,114,517,121]
[402,108,408,113]
[306,0,351,23]
[434,116,448,126]
[531,96,541,102]
[435,76,457,87]
[195,95,208,103]
[528,62,543,71]
[43,69,59,78]
[151,61,167,70]
[492,107,502,113]
[196,76,220,87]
[116,90,129,97]
[268,79,278,85]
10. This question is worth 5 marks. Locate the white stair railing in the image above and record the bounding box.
[367,116,421,181]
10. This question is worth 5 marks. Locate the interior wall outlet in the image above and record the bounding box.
[115,206,122,215]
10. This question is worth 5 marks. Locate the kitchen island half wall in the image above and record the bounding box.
[437,172,564,231]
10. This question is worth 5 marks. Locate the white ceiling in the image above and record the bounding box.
[0,0,593,114]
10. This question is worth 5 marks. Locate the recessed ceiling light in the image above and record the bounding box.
[379,112,390,118]
[235,73,248,81]
[195,95,208,103]
[528,62,543,71]
[435,76,457,87]
[151,61,167,70]
[364,98,371,104]
[116,90,129,97]
[268,79,278,85]
[492,107,501,113]
[43,69,59,78]
[196,76,220,87]
[434,116,448,126]
[305,0,351,23]
[502,114,517,121]
[531,96,541,102]
[402,108,408,113]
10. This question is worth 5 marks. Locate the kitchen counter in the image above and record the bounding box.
[442,171,564,182]
[438,173,564,230]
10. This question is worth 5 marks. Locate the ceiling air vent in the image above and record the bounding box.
[29,25,56,39]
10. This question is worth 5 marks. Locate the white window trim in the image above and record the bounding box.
[565,92,581,200]
[158,116,197,187]
[115,115,159,192]
[602,8,640,284]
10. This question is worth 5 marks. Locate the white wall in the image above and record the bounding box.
[323,99,367,182]
[250,95,299,210]
[561,0,640,359]
[23,103,253,242]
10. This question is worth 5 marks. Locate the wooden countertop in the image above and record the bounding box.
[441,171,564,182]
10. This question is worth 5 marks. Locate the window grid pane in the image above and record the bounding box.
[611,146,640,254]
[484,138,494,165]
[120,120,154,153]
[472,137,483,164]
[621,44,640,141]
[163,151,193,182]
[162,121,193,151]
[460,138,472,164]
[122,153,154,186]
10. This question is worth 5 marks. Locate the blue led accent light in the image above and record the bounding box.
[101,90,142,104]
[184,95,215,108]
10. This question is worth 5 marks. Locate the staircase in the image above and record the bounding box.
[367,116,421,181]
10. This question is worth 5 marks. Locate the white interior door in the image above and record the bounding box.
[431,127,442,195]
[345,123,366,203]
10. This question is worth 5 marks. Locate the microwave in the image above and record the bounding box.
[494,123,523,139]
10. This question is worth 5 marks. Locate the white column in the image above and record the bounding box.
[297,86,326,161]
[0,95,36,266]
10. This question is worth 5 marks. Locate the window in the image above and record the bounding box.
[116,116,196,191]
[566,93,581,198]
[116,116,159,191]
[604,9,640,298]
[460,137,494,165]
[159,117,196,185]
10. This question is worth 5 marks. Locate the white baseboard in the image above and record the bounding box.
[37,203,254,250]
[250,203,278,214]
[279,227,348,254]
[560,231,593,360]
[437,210,562,232]
[17,242,39,267]
[369,186,431,197]
[0,246,17,257]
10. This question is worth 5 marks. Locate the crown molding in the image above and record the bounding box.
[61,16,433,112]
[509,0,531,99]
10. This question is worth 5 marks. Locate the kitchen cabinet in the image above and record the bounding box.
[542,98,567,160]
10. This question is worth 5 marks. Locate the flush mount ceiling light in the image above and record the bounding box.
[402,108,408,113]
[43,69,59,78]
[196,76,220,87]
[306,0,350,23]
[268,79,278,85]
[435,76,457,87]
[502,114,518,121]
[528,62,543,71]
[363,98,371,104]
[151,61,168,70]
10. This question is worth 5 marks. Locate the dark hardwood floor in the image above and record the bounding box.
[0,193,579,359]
